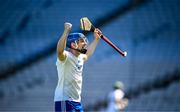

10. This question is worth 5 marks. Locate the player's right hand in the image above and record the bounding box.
[64,22,72,31]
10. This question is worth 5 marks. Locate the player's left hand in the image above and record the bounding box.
[94,28,102,40]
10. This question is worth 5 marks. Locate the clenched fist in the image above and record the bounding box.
[94,28,102,40]
[64,22,72,31]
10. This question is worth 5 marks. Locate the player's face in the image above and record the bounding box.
[77,38,88,49]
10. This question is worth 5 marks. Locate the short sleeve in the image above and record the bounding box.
[56,51,69,66]
[79,54,88,62]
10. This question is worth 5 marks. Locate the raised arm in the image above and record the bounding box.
[57,22,72,61]
[85,28,102,60]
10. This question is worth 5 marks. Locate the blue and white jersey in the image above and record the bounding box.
[54,50,86,102]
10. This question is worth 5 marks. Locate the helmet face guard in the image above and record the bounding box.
[66,33,88,54]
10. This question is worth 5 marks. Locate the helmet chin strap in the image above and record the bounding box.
[70,47,87,54]
[77,48,87,54]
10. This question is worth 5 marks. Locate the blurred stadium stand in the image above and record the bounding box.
[0,0,180,111]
